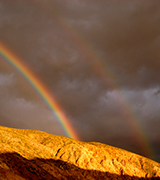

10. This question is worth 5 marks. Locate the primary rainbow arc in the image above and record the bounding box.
[0,42,79,140]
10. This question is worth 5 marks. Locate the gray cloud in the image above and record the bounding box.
[0,73,64,136]
[0,73,14,86]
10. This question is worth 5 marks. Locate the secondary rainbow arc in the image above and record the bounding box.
[0,42,79,140]
[33,2,155,159]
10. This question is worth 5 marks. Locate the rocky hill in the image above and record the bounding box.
[0,125,159,180]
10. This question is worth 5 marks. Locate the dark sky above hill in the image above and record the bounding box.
[0,0,160,162]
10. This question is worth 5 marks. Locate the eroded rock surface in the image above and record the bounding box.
[0,126,159,179]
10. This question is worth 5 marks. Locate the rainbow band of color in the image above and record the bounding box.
[0,42,79,140]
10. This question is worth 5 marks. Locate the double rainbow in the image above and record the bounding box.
[0,1,155,159]
[0,42,79,140]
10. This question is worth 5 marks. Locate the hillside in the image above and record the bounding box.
[0,126,159,179]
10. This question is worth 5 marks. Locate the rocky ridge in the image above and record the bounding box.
[0,126,159,179]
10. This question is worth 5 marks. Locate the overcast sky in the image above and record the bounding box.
[0,0,160,162]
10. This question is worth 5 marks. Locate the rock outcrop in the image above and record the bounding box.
[0,126,159,179]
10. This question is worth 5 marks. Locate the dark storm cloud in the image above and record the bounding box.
[0,0,160,162]
[66,0,160,89]
[64,1,160,87]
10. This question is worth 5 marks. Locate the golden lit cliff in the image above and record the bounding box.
[0,126,159,179]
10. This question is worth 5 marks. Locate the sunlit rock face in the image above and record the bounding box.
[0,126,159,180]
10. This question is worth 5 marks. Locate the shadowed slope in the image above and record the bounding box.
[0,125,159,179]
[0,152,159,180]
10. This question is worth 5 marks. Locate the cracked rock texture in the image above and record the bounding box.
[0,126,159,179]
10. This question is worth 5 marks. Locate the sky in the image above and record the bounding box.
[0,0,160,162]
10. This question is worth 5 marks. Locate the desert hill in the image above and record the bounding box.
[0,126,159,179]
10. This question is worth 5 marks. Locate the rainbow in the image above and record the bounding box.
[0,42,79,140]
[0,1,155,160]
